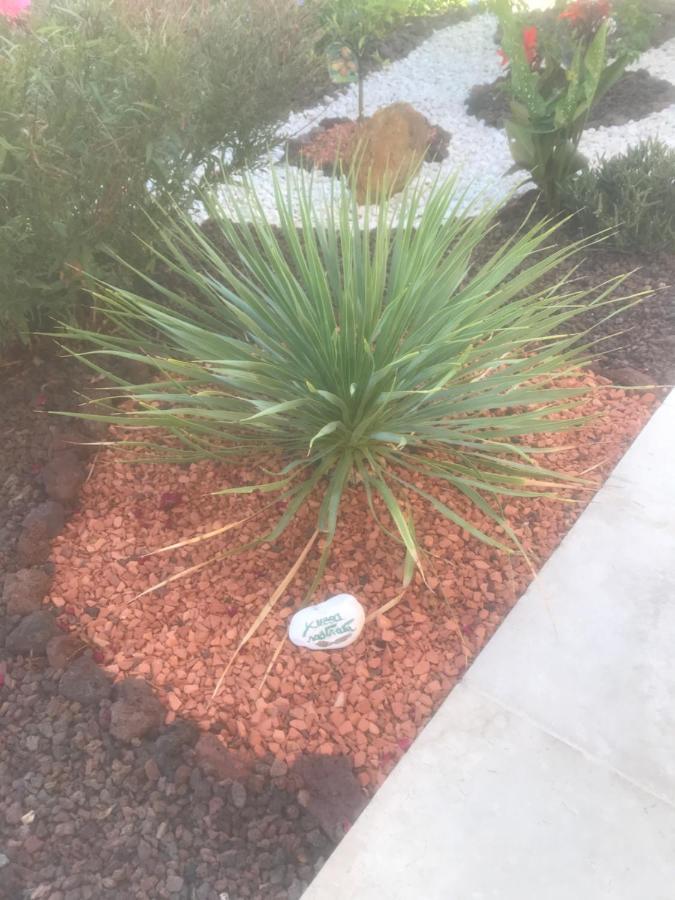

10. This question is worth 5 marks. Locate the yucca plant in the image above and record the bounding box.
[62,173,630,671]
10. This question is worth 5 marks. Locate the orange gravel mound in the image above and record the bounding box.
[48,374,656,791]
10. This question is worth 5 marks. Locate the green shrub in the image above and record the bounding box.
[611,0,659,55]
[502,0,657,59]
[407,0,470,13]
[0,0,320,345]
[311,0,412,119]
[493,0,632,210]
[564,139,675,253]
[311,0,470,119]
[64,173,629,602]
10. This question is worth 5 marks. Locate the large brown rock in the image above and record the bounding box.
[59,656,113,705]
[109,678,164,742]
[42,449,86,504]
[293,754,366,841]
[599,365,652,387]
[5,610,58,656]
[351,102,432,205]
[3,567,52,616]
[48,423,96,458]
[16,501,65,566]
[151,722,198,775]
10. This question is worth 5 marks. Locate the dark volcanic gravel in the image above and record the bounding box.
[487,193,675,386]
[0,657,332,900]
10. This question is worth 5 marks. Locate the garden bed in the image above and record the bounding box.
[467,69,675,131]
[218,14,675,224]
[3,7,675,900]
[46,375,657,791]
[2,204,674,899]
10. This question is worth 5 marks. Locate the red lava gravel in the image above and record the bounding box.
[46,374,656,792]
[295,121,358,170]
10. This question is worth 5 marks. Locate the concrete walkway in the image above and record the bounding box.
[303,390,675,900]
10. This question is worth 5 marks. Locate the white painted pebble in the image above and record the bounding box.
[288,594,365,650]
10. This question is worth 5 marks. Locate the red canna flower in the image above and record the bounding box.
[560,1,582,20]
[559,0,610,25]
[522,26,538,65]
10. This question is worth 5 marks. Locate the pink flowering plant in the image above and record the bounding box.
[0,0,30,20]
[494,0,632,209]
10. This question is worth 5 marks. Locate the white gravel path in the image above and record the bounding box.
[201,12,675,222]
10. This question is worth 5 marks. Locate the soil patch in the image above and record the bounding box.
[0,352,84,578]
[489,192,675,386]
[0,657,334,899]
[467,69,675,131]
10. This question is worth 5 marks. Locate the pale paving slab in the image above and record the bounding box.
[303,684,675,900]
[303,391,675,898]
[465,388,675,804]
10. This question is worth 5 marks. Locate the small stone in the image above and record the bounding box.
[270,758,288,779]
[6,610,58,656]
[230,781,247,809]
[0,853,8,868]
[5,802,23,825]
[189,767,212,801]
[166,875,184,893]
[152,722,197,775]
[16,501,65,566]
[3,568,53,616]
[46,634,85,670]
[144,758,161,781]
[109,678,164,742]
[174,765,191,785]
[195,733,249,781]
[288,594,365,650]
[287,878,305,900]
[41,450,86,504]
[59,656,113,705]
[24,835,42,854]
